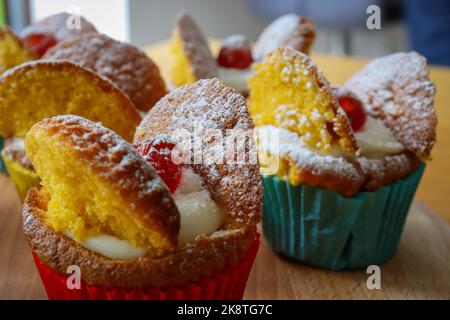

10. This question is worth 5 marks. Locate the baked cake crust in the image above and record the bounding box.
[44,33,167,112]
[24,187,257,288]
[253,14,315,61]
[174,12,218,81]
[347,52,436,158]
[135,78,262,225]
[249,47,359,154]
[256,125,421,195]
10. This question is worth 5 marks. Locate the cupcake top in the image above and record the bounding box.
[23,79,261,288]
[347,52,436,158]
[43,33,167,112]
[251,48,435,195]
[253,14,315,61]
[0,60,141,142]
[0,27,36,74]
[135,78,262,225]
[171,12,218,87]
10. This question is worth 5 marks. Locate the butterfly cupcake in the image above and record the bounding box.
[249,48,435,269]
[23,78,261,300]
[0,60,141,200]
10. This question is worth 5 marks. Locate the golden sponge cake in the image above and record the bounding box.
[0,27,36,74]
[0,60,141,141]
[248,47,357,154]
[25,115,179,254]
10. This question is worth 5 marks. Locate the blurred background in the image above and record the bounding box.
[2,0,449,65]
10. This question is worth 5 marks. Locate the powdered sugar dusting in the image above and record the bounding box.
[43,115,171,200]
[346,52,436,157]
[20,12,97,42]
[256,125,363,185]
[357,152,421,191]
[253,14,315,61]
[175,12,218,80]
[135,78,262,224]
[170,81,248,133]
[222,34,251,49]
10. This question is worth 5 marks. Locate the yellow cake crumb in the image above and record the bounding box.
[0,28,36,74]
[171,30,196,87]
[0,61,141,142]
[25,119,175,252]
[248,47,357,154]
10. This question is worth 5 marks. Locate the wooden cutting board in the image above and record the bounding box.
[0,173,449,300]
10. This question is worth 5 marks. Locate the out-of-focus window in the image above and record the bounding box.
[30,0,130,41]
[0,0,6,26]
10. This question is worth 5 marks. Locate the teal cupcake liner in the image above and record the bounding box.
[0,136,6,174]
[262,163,425,270]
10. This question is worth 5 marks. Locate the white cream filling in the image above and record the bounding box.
[174,168,226,244]
[218,67,254,91]
[356,116,404,157]
[81,234,148,260]
[75,168,225,259]
[64,231,148,260]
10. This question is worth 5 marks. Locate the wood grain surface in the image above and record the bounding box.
[1,173,448,300]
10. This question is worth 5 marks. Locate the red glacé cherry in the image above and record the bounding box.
[135,139,182,193]
[217,35,253,69]
[21,31,58,57]
[337,93,367,132]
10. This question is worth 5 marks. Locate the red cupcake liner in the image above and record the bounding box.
[33,235,260,300]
